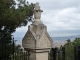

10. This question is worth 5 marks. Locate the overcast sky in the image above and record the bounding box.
[13,0,80,40]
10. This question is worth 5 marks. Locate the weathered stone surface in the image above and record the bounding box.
[36,52,48,60]
[22,2,53,60]
[34,2,43,20]
[22,24,53,49]
[22,30,35,49]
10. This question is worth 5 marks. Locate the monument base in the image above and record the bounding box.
[27,49,50,60]
[36,52,49,60]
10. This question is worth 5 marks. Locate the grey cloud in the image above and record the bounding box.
[14,0,80,37]
[49,29,80,37]
[40,0,80,10]
[74,7,80,13]
[13,32,25,39]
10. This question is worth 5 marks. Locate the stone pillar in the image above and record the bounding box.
[22,2,53,60]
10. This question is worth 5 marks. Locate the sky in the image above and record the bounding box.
[13,0,80,41]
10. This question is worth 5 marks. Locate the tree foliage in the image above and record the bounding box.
[0,0,34,35]
[49,38,80,60]
[0,0,34,59]
[64,38,80,60]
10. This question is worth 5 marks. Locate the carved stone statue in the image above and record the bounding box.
[34,2,43,20]
[22,2,53,60]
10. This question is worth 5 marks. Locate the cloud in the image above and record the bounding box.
[42,7,80,31]
[49,29,80,37]
[13,0,80,38]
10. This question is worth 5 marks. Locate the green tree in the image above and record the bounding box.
[0,0,34,59]
[64,38,80,60]
[0,0,34,35]
[65,40,74,60]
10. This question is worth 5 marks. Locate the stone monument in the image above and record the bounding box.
[22,2,53,60]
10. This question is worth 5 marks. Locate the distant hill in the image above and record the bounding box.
[52,35,80,41]
[52,35,80,48]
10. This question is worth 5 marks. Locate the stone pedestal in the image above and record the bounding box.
[22,2,53,60]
